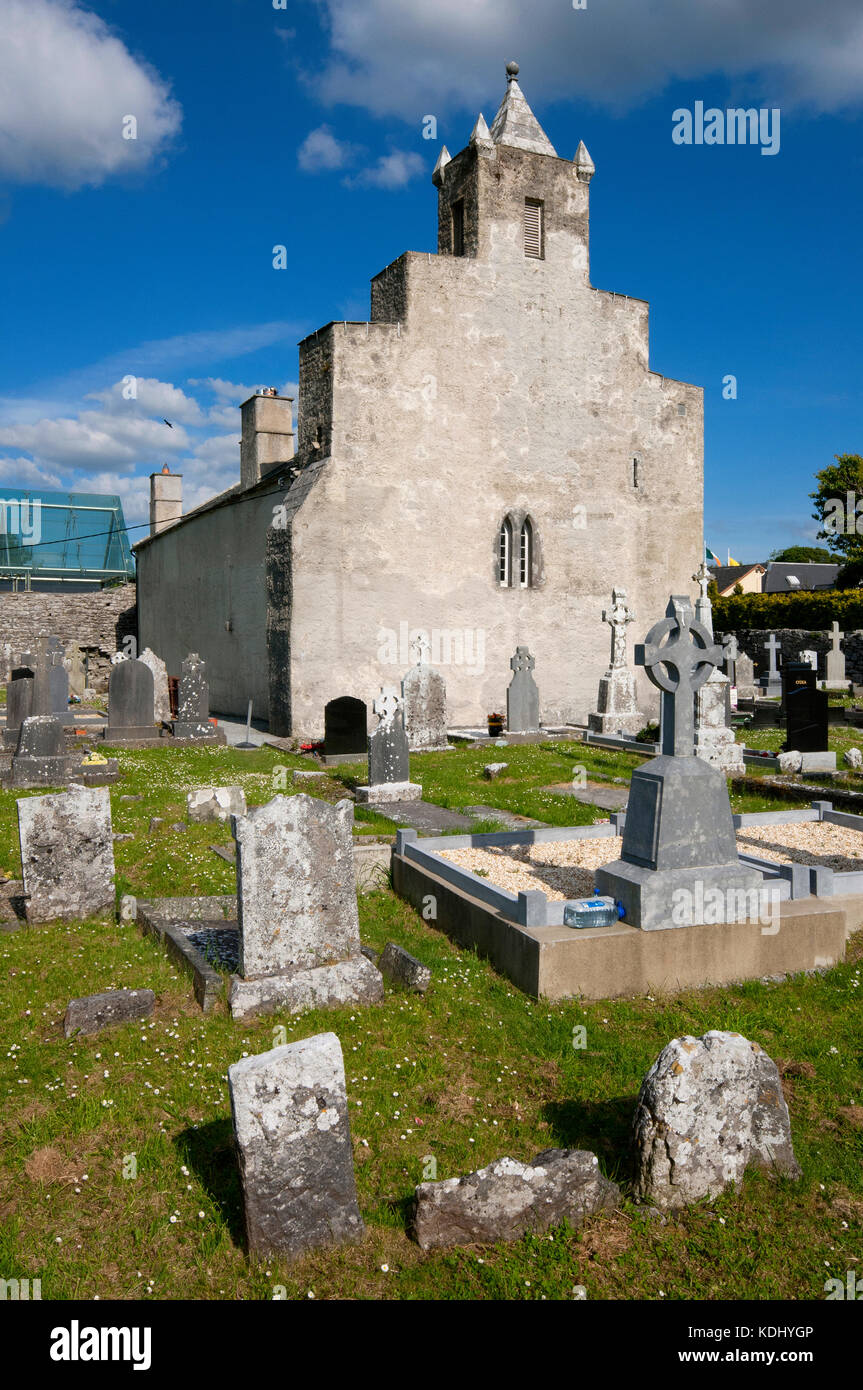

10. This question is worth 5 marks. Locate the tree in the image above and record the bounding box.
[768,545,839,564]
[732,582,744,595]
[836,558,863,590]
[810,454,863,560]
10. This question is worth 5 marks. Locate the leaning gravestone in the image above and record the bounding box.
[139,647,171,723]
[595,595,761,929]
[229,1032,365,1259]
[8,715,79,788]
[4,670,34,747]
[402,648,448,751]
[632,1031,801,1210]
[356,688,422,803]
[506,646,540,733]
[17,783,115,923]
[104,658,156,741]
[588,587,644,735]
[228,793,383,1018]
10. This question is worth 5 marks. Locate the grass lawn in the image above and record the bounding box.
[0,735,860,1301]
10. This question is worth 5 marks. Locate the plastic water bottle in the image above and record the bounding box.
[563,896,625,929]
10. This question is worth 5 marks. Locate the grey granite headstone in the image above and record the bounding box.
[402,660,448,751]
[9,714,79,788]
[4,673,34,747]
[595,596,761,929]
[139,647,171,723]
[104,658,156,740]
[229,793,383,1018]
[229,1032,364,1259]
[356,689,422,803]
[506,646,540,732]
[17,783,115,923]
[759,633,782,696]
[173,652,211,738]
[825,622,846,685]
[32,636,69,719]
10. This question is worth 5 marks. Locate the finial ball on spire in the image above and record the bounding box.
[506,60,519,79]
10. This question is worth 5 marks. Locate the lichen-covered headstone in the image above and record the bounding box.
[173,652,211,739]
[402,662,448,751]
[31,635,69,718]
[17,784,115,924]
[187,786,246,822]
[632,1030,801,1210]
[356,689,422,804]
[9,715,78,788]
[139,647,171,723]
[229,1032,365,1258]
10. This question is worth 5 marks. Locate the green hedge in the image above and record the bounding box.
[712,590,863,630]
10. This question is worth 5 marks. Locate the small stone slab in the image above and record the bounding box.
[412,1149,619,1251]
[63,988,155,1038]
[464,805,546,829]
[483,763,508,780]
[229,954,383,1020]
[379,941,431,993]
[543,781,629,810]
[187,786,247,823]
[366,801,475,833]
[356,780,422,804]
[632,1031,801,1210]
[229,1032,365,1259]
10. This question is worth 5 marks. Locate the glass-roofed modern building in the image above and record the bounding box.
[0,488,135,591]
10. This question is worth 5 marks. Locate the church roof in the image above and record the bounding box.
[489,61,557,157]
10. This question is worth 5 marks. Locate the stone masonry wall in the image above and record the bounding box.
[0,585,137,690]
[717,627,863,685]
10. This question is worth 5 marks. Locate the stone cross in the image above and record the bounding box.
[692,561,711,603]
[692,561,713,637]
[373,687,401,723]
[635,596,725,757]
[510,647,535,676]
[410,633,431,665]
[764,633,781,680]
[602,588,634,671]
[722,632,739,680]
[831,621,841,653]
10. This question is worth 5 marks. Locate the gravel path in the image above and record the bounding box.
[438,822,863,900]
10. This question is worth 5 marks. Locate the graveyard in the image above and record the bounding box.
[1,661,862,1298]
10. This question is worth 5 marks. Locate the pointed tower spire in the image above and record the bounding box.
[431,145,451,187]
[490,61,557,157]
[574,140,595,184]
[470,113,494,151]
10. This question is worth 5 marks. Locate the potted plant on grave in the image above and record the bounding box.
[487,711,505,736]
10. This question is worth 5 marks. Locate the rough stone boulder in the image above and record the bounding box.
[844,747,862,769]
[187,786,247,823]
[379,941,431,993]
[632,1030,801,1210]
[777,750,802,774]
[412,1149,619,1250]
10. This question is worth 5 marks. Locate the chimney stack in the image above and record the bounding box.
[149,466,183,536]
[240,389,295,490]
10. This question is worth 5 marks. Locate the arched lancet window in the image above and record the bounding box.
[519,517,533,588]
[498,517,513,587]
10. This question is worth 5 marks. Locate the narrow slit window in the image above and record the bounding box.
[498,519,512,587]
[524,199,543,258]
[519,519,533,588]
[633,456,640,489]
[452,199,465,257]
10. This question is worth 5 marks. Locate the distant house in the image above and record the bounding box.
[709,563,765,597]
[763,562,838,593]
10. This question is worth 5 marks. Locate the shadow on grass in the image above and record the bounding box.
[541,1095,637,1181]
[175,1118,245,1248]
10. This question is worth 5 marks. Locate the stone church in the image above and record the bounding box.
[136,63,703,737]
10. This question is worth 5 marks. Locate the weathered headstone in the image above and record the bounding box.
[323,695,367,761]
[824,622,848,688]
[734,650,756,700]
[228,793,383,1018]
[64,988,155,1038]
[32,636,69,720]
[693,597,744,775]
[412,1149,620,1251]
[506,646,540,732]
[356,688,422,803]
[595,595,762,929]
[8,715,79,788]
[632,1031,801,1210]
[4,671,34,747]
[378,941,432,992]
[104,658,156,741]
[229,1032,365,1258]
[402,651,448,751]
[799,647,819,673]
[187,786,246,822]
[64,643,87,701]
[173,653,214,739]
[139,647,172,723]
[588,587,644,735]
[17,783,115,923]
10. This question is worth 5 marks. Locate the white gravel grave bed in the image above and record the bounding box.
[438,821,863,901]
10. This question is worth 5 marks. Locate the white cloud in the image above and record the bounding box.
[0,410,189,473]
[344,149,426,189]
[85,377,204,426]
[0,455,63,489]
[0,0,182,190]
[302,0,863,116]
[298,123,359,171]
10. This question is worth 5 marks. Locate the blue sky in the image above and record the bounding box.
[1,0,862,559]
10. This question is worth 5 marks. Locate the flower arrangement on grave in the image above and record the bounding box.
[487,712,505,735]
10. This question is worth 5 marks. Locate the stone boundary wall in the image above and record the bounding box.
[0,585,137,690]
[717,627,863,685]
